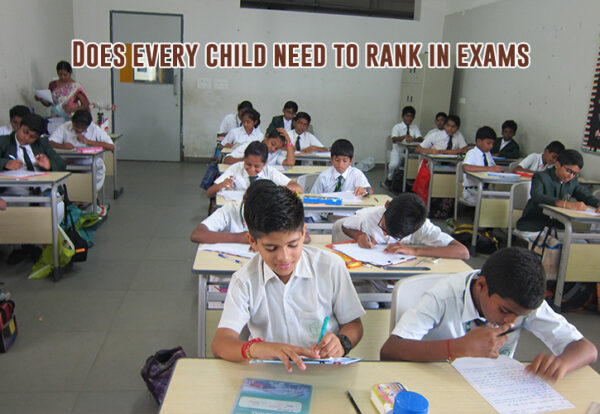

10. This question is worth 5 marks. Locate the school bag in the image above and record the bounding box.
[141,346,187,404]
[62,185,89,262]
[451,223,499,254]
[0,291,18,353]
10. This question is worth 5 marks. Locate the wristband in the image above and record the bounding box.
[241,337,264,360]
[446,339,454,361]
[285,142,292,147]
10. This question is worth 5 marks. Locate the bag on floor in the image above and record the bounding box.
[529,225,561,280]
[0,297,18,352]
[390,167,404,194]
[29,226,75,280]
[141,346,187,404]
[62,186,89,261]
[200,162,219,190]
[411,159,430,204]
[452,224,499,254]
[429,197,454,219]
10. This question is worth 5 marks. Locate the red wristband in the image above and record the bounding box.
[446,339,453,361]
[241,338,264,360]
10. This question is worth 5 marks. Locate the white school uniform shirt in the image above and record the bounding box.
[228,142,287,166]
[8,135,42,195]
[218,245,366,347]
[221,126,264,147]
[391,271,583,357]
[518,152,547,172]
[214,161,291,191]
[201,201,247,233]
[462,146,495,189]
[289,130,324,151]
[218,113,240,135]
[499,139,510,151]
[391,122,422,151]
[283,118,293,131]
[310,166,371,194]
[419,129,467,150]
[0,125,13,135]
[343,206,454,246]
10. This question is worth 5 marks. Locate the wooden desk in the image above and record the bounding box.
[0,171,71,280]
[421,154,462,213]
[541,204,600,310]
[192,243,471,356]
[107,133,124,199]
[160,358,600,414]
[218,163,327,177]
[56,148,106,212]
[294,151,331,163]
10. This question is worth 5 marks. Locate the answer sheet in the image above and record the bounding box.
[331,243,415,266]
[198,243,255,259]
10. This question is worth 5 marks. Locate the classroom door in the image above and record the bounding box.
[111,11,182,161]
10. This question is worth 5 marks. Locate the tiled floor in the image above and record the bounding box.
[0,161,598,413]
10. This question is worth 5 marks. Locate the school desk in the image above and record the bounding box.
[56,148,106,212]
[541,204,600,311]
[421,154,462,213]
[160,358,600,414]
[396,141,421,192]
[294,150,332,163]
[105,133,124,199]
[0,171,71,280]
[218,163,328,177]
[192,243,472,356]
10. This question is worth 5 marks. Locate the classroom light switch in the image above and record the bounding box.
[197,78,211,89]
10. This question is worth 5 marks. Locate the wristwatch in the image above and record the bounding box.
[336,334,353,356]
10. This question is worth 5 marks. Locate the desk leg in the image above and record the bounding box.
[507,186,515,247]
[113,145,124,199]
[426,159,433,214]
[401,148,408,193]
[198,273,207,357]
[470,182,484,256]
[91,157,98,212]
[553,219,572,312]
[50,182,62,282]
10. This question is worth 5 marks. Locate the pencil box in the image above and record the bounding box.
[303,196,342,205]
[0,299,18,353]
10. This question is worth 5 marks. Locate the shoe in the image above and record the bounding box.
[95,205,108,218]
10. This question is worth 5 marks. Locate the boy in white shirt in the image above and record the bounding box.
[416,115,469,155]
[217,100,252,139]
[221,108,263,148]
[0,105,30,136]
[381,247,597,381]
[223,129,295,166]
[206,141,302,198]
[422,112,447,141]
[387,105,423,183]
[514,141,564,174]
[311,139,372,196]
[462,126,504,204]
[212,183,365,371]
[290,112,327,153]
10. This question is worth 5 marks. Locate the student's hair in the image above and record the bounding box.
[20,113,47,136]
[294,112,311,124]
[482,247,545,309]
[244,141,268,163]
[383,193,427,240]
[241,108,261,127]
[475,126,496,141]
[245,179,277,199]
[9,105,30,120]
[446,114,461,128]
[71,109,93,127]
[237,100,253,112]
[557,149,583,169]
[56,60,72,73]
[265,129,286,145]
[402,106,416,116]
[501,120,517,132]
[283,101,298,112]
[435,112,447,119]
[244,184,304,239]
[545,140,565,154]
[331,139,353,159]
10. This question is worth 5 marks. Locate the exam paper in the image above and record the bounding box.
[35,89,53,103]
[452,356,574,414]
[0,170,48,178]
[319,191,363,204]
[217,190,244,201]
[482,172,522,180]
[331,243,415,266]
[583,207,600,216]
[198,243,256,259]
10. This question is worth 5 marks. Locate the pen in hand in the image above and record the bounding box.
[316,316,329,345]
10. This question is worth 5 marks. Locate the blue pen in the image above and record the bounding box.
[8,154,16,160]
[218,253,241,264]
[317,316,329,344]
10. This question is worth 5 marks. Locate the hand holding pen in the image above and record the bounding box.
[5,155,23,170]
[358,222,375,248]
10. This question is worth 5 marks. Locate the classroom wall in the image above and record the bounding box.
[71,0,449,161]
[0,0,73,126]
[444,0,600,179]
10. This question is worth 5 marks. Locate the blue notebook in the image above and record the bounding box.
[232,378,312,414]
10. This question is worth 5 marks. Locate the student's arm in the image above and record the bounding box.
[190,223,249,244]
[572,182,600,208]
[40,139,67,171]
[314,318,363,358]
[278,129,296,166]
[405,135,423,143]
[302,145,328,153]
[525,338,598,380]
[0,197,6,211]
[223,156,243,165]
[513,166,536,174]
[77,134,115,151]
[342,225,376,248]
[462,163,503,173]
[415,145,437,154]
[286,181,303,194]
[354,186,373,197]
[49,141,75,150]
[383,240,469,259]
[206,177,234,198]
[74,91,90,112]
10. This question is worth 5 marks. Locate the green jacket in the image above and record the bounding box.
[0,132,66,171]
[516,167,600,231]
[492,138,520,159]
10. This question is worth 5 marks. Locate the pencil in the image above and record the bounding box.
[346,391,362,414]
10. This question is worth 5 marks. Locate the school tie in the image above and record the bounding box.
[446,135,453,150]
[249,176,258,184]
[334,175,345,192]
[21,146,35,171]
[406,124,410,136]
[295,133,301,151]
[483,154,489,166]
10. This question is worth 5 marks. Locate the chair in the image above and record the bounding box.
[507,160,521,172]
[594,189,600,199]
[296,173,319,193]
[332,217,353,243]
[507,181,532,246]
[454,161,476,221]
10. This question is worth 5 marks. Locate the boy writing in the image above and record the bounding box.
[387,106,423,185]
[289,112,327,153]
[212,184,365,371]
[492,120,520,159]
[462,126,504,203]
[416,115,469,155]
[266,101,297,135]
[223,129,295,166]
[380,247,597,380]
[514,140,564,174]
[0,105,30,135]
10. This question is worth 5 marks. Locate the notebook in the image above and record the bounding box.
[232,378,312,414]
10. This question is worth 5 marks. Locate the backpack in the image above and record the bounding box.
[0,293,17,353]
[452,223,499,254]
[141,346,187,404]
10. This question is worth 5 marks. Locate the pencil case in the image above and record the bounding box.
[303,196,342,205]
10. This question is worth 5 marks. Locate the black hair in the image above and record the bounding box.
[56,60,72,73]
[241,108,260,127]
[20,113,47,136]
[244,179,277,200]
[446,114,461,128]
[557,149,583,169]
[244,184,304,239]
[237,100,253,112]
[331,139,353,159]
[265,129,286,145]
[244,141,268,163]
[435,112,447,120]
[475,126,496,141]
[384,193,427,240]
[482,247,545,309]
[9,105,30,120]
[501,120,517,133]
[545,140,565,154]
[402,106,416,116]
[283,101,298,112]
[71,109,92,127]
[294,112,311,124]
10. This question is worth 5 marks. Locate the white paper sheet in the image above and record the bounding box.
[318,191,363,204]
[198,243,256,259]
[0,170,48,178]
[295,151,331,157]
[34,89,53,103]
[583,207,600,216]
[452,356,574,414]
[482,172,522,180]
[331,243,415,266]
[217,190,245,201]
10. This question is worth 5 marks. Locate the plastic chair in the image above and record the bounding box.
[296,173,319,193]
[507,160,521,172]
[507,181,532,246]
[454,161,476,221]
[332,217,353,243]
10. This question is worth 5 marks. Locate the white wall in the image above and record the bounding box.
[444,0,600,178]
[72,0,449,161]
[0,0,73,126]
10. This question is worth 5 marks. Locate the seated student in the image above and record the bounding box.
[517,149,600,232]
[462,126,504,203]
[289,112,327,153]
[386,106,423,185]
[342,193,469,259]
[310,139,372,197]
[223,128,295,166]
[221,108,263,149]
[422,112,447,141]
[415,114,469,155]
[211,184,366,371]
[217,100,253,139]
[266,101,297,135]
[514,140,564,174]
[492,120,520,159]
[206,141,302,198]
[381,247,598,380]
[0,105,30,135]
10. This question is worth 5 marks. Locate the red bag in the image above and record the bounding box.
[411,159,431,204]
[0,299,17,352]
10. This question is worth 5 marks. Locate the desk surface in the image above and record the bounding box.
[542,204,600,222]
[56,148,106,157]
[160,358,600,414]
[465,171,530,184]
[0,171,71,185]
[422,154,464,163]
[218,163,327,176]
[217,193,391,208]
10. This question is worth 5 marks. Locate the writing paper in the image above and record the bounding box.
[331,243,415,266]
[198,243,256,259]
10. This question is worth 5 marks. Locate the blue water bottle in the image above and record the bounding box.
[393,391,429,414]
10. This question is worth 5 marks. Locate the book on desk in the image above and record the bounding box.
[232,378,312,414]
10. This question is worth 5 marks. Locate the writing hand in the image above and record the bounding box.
[354,187,367,197]
[567,201,587,211]
[5,159,24,170]
[490,165,504,173]
[458,324,511,358]
[383,242,416,255]
[311,333,344,358]
[63,142,75,149]
[525,353,568,381]
[250,342,319,372]
[76,134,88,144]
[357,233,375,249]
